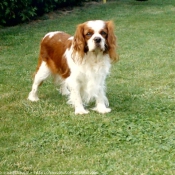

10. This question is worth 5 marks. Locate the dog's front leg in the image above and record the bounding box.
[67,78,89,115]
[71,89,89,115]
[93,89,111,114]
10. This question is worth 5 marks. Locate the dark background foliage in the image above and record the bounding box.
[0,0,93,26]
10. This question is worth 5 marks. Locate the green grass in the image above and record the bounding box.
[0,0,175,174]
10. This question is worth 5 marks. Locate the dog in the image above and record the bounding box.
[28,20,118,114]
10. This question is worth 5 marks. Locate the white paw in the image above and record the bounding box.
[28,92,39,102]
[75,107,89,115]
[92,106,111,114]
[59,87,70,96]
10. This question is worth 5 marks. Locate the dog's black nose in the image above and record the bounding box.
[94,37,101,43]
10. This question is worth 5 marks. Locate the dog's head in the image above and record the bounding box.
[73,20,118,62]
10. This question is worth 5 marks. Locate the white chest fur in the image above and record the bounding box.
[65,49,111,105]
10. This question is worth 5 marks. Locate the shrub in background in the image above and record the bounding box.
[0,0,36,26]
[0,0,91,26]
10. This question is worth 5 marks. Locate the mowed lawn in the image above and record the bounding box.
[0,0,175,174]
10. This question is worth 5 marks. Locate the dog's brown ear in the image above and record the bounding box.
[72,23,86,62]
[106,21,119,62]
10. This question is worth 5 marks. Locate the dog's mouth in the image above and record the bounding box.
[94,43,106,52]
[91,45,105,54]
[86,39,106,53]
[95,43,101,48]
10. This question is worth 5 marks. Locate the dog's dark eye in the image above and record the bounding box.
[101,31,107,36]
[86,32,92,37]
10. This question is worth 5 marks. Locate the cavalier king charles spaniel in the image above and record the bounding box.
[28,20,118,114]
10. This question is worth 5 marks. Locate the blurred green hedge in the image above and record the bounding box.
[0,0,93,26]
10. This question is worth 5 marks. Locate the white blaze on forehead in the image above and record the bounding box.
[86,20,105,32]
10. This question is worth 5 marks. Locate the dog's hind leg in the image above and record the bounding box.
[28,61,51,101]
